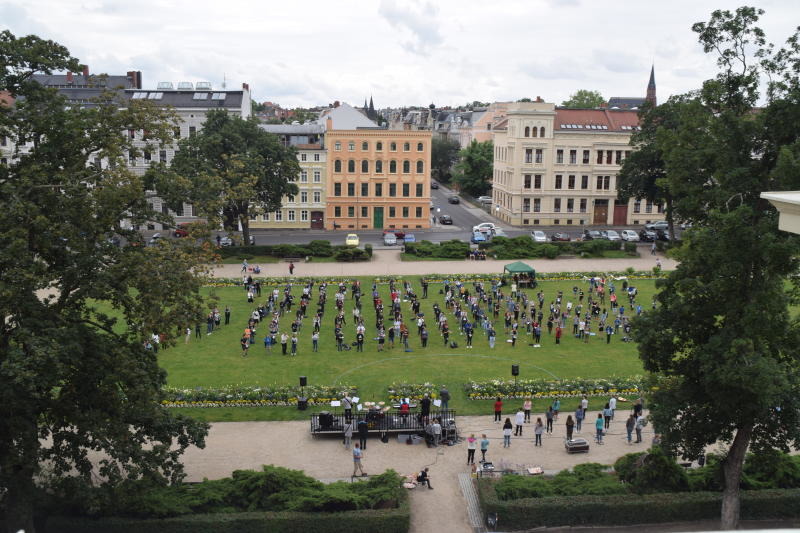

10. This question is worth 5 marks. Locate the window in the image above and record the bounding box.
[525,148,533,164]
[554,198,561,213]
[415,207,422,218]
[539,127,545,137]
[402,160,410,173]
[335,142,341,151]
[275,210,283,222]
[403,142,410,151]
[348,142,355,151]
[362,141,368,151]
[347,183,355,196]
[334,160,342,173]
[334,183,342,196]
[597,150,603,164]
[159,150,167,163]
[375,183,382,196]
[300,191,308,203]
[533,198,541,212]
[347,160,355,173]
[173,127,181,139]
[524,126,530,137]
[334,206,341,217]
[376,141,383,151]
[625,150,631,160]
[128,152,135,165]
[583,150,590,164]
[416,160,424,173]
[300,170,308,182]
[361,206,368,217]
[596,176,603,189]
[567,199,574,213]
[581,175,589,189]
[262,213,270,221]
[402,183,410,197]
[569,150,577,164]
[361,183,369,197]
[535,149,543,163]
[416,183,423,197]
[389,183,397,196]
[348,206,355,217]
[128,129,136,139]
[645,201,653,214]
[314,153,320,161]
[402,207,409,217]
[301,210,309,222]
[604,176,610,189]
[288,210,296,222]
[615,150,622,164]
[606,150,612,164]
[192,92,208,100]
[189,126,196,137]
[417,142,423,151]
[524,174,531,189]
[633,200,641,213]
[300,153,307,161]
[313,191,321,202]
[555,175,563,189]
[361,160,369,173]
[523,198,530,212]
[390,142,397,151]
[376,160,383,173]
[556,149,563,164]
[568,175,575,189]
[534,174,542,189]
[532,126,538,138]
[389,160,397,173]
[389,206,396,217]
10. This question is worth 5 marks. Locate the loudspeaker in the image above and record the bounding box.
[511,364,519,376]
[299,376,307,387]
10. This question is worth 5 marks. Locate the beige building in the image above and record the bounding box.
[491,101,663,227]
[323,110,432,231]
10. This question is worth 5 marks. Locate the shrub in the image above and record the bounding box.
[540,244,559,259]
[744,449,800,489]
[623,242,637,254]
[334,248,369,262]
[495,476,554,500]
[364,244,373,258]
[626,447,689,493]
[613,452,646,484]
[403,239,468,259]
[306,240,333,257]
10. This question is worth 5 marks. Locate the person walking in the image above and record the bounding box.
[466,434,477,465]
[581,395,589,418]
[651,241,657,255]
[480,434,490,462]
[343,419,354,449]
[514,408,525,436]
[595,413,605,444]
[575,404,585,432]
[626,414,635,444]
[502,418,513,448]
[523,397,532,423]
[493,397,503,423]
[534,418,544,446]
[565,415,575,441]
[352,443,366,477]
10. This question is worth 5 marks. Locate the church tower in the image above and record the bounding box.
[646,65,657,106]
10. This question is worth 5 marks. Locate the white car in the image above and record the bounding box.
[620,230,640,242]
[645,220,669,231]
[531,230,547,243]
[345,234,360,246]
[383,233,397,246]
[473,222,498,233]
[477,196,493,204]
[604,230,621,241]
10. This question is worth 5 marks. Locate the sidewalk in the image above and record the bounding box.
[215,249,675,278]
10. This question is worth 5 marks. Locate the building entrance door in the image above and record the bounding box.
[593,200,609,225]
[613,202,628,225]
[310,211,324,229]
[373,206,384,229]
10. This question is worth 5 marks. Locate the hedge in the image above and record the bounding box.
[477,480,800,530]
[477,236,626,260]
[216,240,337,259]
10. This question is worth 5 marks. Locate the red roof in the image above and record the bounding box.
[0,91,14,107]
[555,108,639,133]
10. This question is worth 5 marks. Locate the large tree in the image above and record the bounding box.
[0,32,210,532]
[431,136,460,183]
[453,139,493,197]
[560,89,605,108]
[155,110,300,245]
[632,7,800,529]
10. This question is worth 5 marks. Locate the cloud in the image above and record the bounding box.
[592,50,646,74]
[377,0,442,56]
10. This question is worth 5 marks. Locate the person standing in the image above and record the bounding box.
[488,326,496,349]
[224,305,231,325]
[534,418,544,446]
[502,418,513,448]
[565,415,575,441]
[575,404,584,432]
[626,414,635,444]
[635,414,645,443]
[493,397,503,423]
[280,333,288,355]
[420,393,432,424]
[289,262,295,275]
[439,386,450,411]
[595,413,605,444]
[312,331,319,352]
[356,331,364,352]
[514,408,525,436]
[609,396,617,420]
[523,397,532,423]
[420,327,429,347]
[343,419,354,449]
[606,324,613,344]
[480,434,490,462]
[432,418,442,447]
[185,327,191,344]
[352,443,366,477]
[581,395,589,418]
[552,398,561,420]
[545,406,554,434]
[555,325,562,344]
[358,418,369,449]
[342,394,353,422]
[466,434,477,465]
[603,403,613,429]
[264,333,272,353]
[290,334,298,356]
[240,335,249,357]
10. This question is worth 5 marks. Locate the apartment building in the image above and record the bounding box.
[322,104,432,230]
[491,101,663,227]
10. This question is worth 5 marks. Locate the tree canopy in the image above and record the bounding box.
[431,136,460,183]
[453,139,493,197]
[0,30,210,532]
[560,89,605,108]
[630,7,800,529]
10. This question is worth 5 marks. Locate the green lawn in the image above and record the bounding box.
[159,276,654,421]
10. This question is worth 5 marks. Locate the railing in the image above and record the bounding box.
[310,409,456,435]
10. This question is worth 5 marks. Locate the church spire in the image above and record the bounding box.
[368,95,375,119]
[646,65,657,106]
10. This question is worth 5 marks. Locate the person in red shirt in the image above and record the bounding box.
[494,397,503,423]
[555,325,562,345]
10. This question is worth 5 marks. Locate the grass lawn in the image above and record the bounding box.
[158,275,655,421]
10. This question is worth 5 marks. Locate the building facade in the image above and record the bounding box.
[491,101,663,227]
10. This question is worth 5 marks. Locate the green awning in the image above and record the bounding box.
[504,261,535,275]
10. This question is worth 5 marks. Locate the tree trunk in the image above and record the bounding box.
[240,214,251,247]
[3,418,39,533]
[720,423,754,530]
[665,196,676,242]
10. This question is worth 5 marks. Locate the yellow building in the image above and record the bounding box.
[324,117,431,231]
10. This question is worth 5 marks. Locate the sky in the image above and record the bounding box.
[2,0,798,109]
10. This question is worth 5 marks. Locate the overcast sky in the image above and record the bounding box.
[3,0,797,108]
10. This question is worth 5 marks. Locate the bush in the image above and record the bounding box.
[744,450,800,489]
[334,248,370,262]
[403,239,469,259]
[364,244,373,258]
[626,447,689,493]
[540,244,559,259]
[306,240,333,257]
[624,241,637,254]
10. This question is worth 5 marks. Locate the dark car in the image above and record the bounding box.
[582,230,602,241]
[448,196,460,204]
[383,228,406,239]
[655,229,671,241]
[439,214,453,225]
[550,232,571,242]
[638,229,657,242]
[430,181,439,189]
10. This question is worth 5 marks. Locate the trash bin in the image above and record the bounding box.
[297,397,308,411]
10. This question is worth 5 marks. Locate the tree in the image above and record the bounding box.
[561,89,605,108]
[631,7,800,529]
[0,31,210,532]
[156,110,300,246]
[431,136,460,183]
[453,140,493,197]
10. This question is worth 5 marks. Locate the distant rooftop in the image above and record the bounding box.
[318,102,379,130]
[124,89,244,108]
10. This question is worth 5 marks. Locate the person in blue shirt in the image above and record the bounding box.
[264,334,272,352]
[595,413,605,444]
[606,325,614,344]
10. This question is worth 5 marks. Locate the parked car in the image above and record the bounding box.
[490,228,508,238]
[602,229,621,241]
[473,222,498,233]
[147,232,162,246]
[645,220,669,231]
[430,181,439,189]
[477,195,493,204]
[345,234,360,246]
[448,196,460,204]
[471,231,487,244]
[383,228,406,239]
[620,230,640,242]
[173,222,191,237]
[638,229,657,242]
[438,214,453,225]
[582,230,603,241]
[383,233,397,246]
[402,234,416,243]
[655,229,671,241]
[550,232,571,242]
[218,234,255,246]
[531,230,547,243]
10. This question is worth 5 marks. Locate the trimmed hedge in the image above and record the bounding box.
[217,240,336,259]
[477,236,625,259]
[403,239,469,259]
[478,479,800,530]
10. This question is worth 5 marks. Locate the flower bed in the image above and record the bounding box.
[463,376,646,400]
[386,382,443,401]
[161,384,357,408]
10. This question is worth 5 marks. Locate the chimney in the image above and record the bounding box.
[82,65,89,77]
[66,72,73,84]
[126,71,142,89]
[326,117,333,131]
[242,82,249,91]
[535,96,543,103]
[333,100,340,108]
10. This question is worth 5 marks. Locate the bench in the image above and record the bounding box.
[282,257,305,263]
